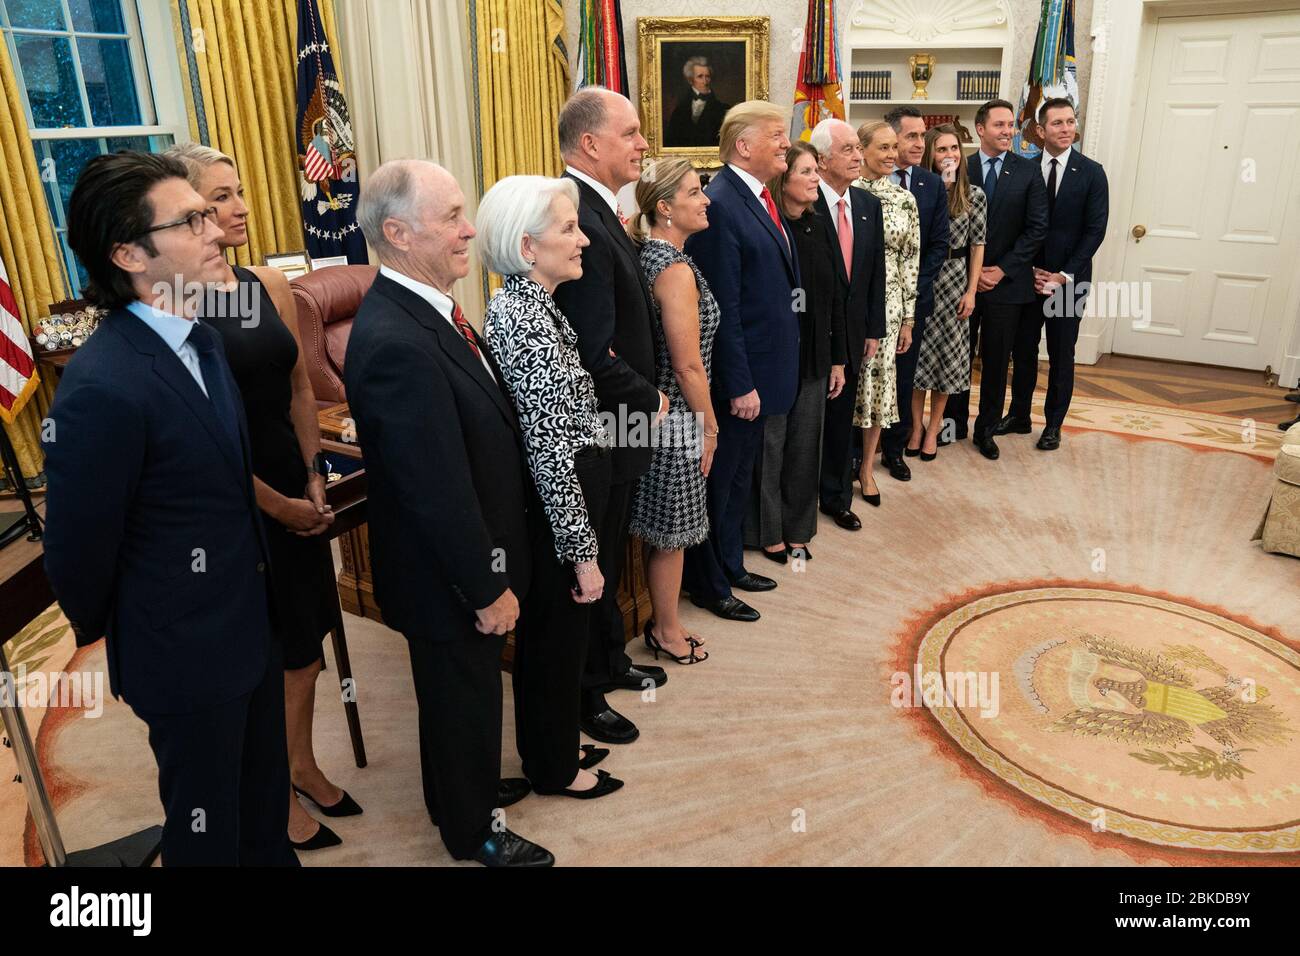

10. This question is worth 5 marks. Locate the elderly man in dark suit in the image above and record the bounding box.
[44,151,296,866]
[665,56,730,148]
[684,100,800,622]
[953,99,1049,460]
[880,106,951,476]
[809,117,887,530]
[345,160,552,867]
[552,87,670,746]
[1001,98,1109,451]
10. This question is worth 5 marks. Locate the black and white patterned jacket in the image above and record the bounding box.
[484,274,606,564]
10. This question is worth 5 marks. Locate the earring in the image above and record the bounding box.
[666,216,672,227]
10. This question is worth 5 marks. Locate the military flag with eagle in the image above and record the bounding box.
[574,0,629,93]
[792,0,845,142]
[1012,0,1080,159]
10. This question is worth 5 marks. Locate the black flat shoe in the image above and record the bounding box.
[580,707,639,744]
[787,545,811,561]
[974,435,1000,460]
[290,821,342,851]
[473,829,554,867]
[578,744,609,770]
[644,621,708,664]
[993,415,1033,435]
[729,571,777,592]
[689,594,760,622]
[819,506,861,530]
[759,547,787,565]
[535,769,625,800]
[602,664,667,690]
[293,785,363,817]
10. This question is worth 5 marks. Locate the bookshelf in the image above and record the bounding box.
[843,0,1016,153]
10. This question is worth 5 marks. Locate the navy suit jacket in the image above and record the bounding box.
[685,164,801,415]
[896,166,950,327]
[967,150,1049,304]
[42,308,272,715]
[1036,148,1110,294]
[813,185,887,375]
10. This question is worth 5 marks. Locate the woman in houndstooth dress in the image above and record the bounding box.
[910,124,987,458]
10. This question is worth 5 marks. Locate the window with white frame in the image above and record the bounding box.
[1,0,186,296]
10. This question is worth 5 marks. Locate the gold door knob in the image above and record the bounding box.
[1131,224,1147,241]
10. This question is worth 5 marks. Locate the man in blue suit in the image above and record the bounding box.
[880,107,950,478]
[1004,98,1109,451]
[685,101,800,622]
[43,152,296,866]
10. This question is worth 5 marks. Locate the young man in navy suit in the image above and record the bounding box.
[44,152,297,866]
[684,100,800,622]
[953,99,1049,460]
[1004,98,1110,451]
[880,107,950,478]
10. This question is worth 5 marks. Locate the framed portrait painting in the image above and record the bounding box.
[637,16,770,168]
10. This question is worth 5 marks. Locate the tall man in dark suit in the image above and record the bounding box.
[43,152,296,866]
[950,99,1049,459]
[1002,98,1109,451]
[810,118,887,530]
[553,87,669,746]
[880,106,951,478]
[345,160,552,867]
[684,100,800,622]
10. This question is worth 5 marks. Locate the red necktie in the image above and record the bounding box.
[450,300,480,358]
[760,187,787,248]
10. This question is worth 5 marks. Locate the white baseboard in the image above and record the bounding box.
[1076,331,1102,366]
[1280,354,1300,389]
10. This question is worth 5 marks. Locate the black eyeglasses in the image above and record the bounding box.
[136,207,217,240]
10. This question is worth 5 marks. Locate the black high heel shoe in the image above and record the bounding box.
[759,546,787,565]
[293,784,363,817]
[858,471,881,507]
[644,621,708,665]
[290,821,342,851]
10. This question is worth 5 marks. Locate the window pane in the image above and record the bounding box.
[79,36,140,126]
[5,0,67,31]
[68,0,126,34]
[47,137,101,211]
[13,34,87,129]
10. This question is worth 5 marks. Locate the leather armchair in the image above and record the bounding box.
[290,265,378,406]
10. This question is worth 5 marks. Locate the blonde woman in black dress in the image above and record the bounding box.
[168,145,358,852]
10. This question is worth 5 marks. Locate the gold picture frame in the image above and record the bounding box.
[637,16,770,169]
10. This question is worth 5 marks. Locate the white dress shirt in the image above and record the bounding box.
[728,163,766,199]
[380,265,496,381]
[564,165,620,217]
[127,299,206,396]
[819,179,854,243]
[1041,146,1072,195]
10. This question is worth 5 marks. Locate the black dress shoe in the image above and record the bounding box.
[820,506,861,530]
[690,594,760,622]
[603,664,667,690]
[580,707,639,744]
[883,454,912,481]
[729,571,777,592]
[759,547,787,565]
[578,744,608,770]
[498,777,532,808]
[535,769,625,800]
[473,829,555,868]
[992,415,1033,435]
[290,821,342,851]
[1036,426,1061,451]
[293,784,364,817]
[974,434,1000,460]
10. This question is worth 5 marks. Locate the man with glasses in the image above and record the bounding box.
[43,151,297,866]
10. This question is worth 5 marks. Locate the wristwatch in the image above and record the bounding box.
[309,452,330,477]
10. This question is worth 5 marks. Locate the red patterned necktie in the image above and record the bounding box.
[450,300,480,358]
[760,187,787,248]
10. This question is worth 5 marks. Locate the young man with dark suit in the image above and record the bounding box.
[880,106,951,477]
[44,152,296,866]
[345,160,552,867]
[953,99,1049,460]
[684,100,801,622]
[1003,98,1110,451]
[810,118,887,530]
[553,88,670,746]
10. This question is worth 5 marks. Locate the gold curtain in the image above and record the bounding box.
[0,37,67,479]
[169,0,346,267]
[472,0,569,191]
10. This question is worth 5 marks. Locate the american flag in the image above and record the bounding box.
[0,257,39,426]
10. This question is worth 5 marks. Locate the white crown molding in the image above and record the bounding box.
[849,0,1011,43]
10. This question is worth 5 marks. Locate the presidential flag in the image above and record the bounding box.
[1012,0,1080,159]
[296,0,366,262]
[0,258,39,426]
[792,0,845,142]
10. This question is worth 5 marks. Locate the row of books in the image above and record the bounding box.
[956,70,1002,101]
[849,70,892,101]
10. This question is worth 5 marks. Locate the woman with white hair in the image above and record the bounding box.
[479,175,625,801]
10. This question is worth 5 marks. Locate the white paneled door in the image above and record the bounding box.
[1113,9,1300,370]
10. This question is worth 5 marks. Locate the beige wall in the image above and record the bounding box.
[563,0,1094,128]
